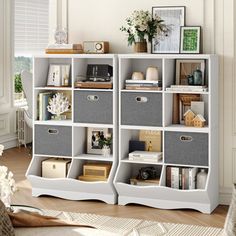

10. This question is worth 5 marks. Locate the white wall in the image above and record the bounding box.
[68,0,204,53]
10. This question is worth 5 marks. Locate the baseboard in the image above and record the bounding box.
[219,187,233,205]
[0,133,18,149]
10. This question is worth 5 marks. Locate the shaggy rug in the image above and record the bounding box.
[35,209,223,236]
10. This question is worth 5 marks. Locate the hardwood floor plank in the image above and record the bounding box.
[0,147,228,228]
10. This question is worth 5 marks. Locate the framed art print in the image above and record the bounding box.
[180,26,201,54]
[47,64,61,86]
[87,127,109,154]
[152,6,185,54]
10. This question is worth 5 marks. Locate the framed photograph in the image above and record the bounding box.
[87,128,109,154]
[47,64,70,87]
[152,6,185,54]
[175,59,205,85]
[180,26,201,53]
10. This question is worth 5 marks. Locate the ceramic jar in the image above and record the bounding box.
[131,72,144,81]
[146,66,158,81]
[197,169,207,189]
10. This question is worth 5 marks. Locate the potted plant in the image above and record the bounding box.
[120,10,170,53]
[98,133,112,157]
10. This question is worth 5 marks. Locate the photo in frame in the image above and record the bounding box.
[180,26,201,53]
[87,128,109,154]
[175,59,205,85]
[152,6,185,54]
[47,64,70,87]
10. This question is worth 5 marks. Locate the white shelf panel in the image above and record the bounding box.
[34,87,72,91]
[164,125,209,133]
[164,163,209,169]
[34,120,72,126]
[73,123,114,128]
[121,89,162,93]
[121,158,163,165]
[74,88,113,92]
[34,154,72,159]
[120,125,163,131]
[74,154,113,162]
[164,90,209,95]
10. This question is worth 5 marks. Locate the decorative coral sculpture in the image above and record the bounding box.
[47,92,70,120]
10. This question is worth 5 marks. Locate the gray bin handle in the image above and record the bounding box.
[87,95,99,101]
[48,129,59,135]
[135,96,148,103]
[180,135,193,142]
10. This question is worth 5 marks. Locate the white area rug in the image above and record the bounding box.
[42,209,223,236]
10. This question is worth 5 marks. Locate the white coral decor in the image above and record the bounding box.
[0,166,17,208]
[47,92,70,118]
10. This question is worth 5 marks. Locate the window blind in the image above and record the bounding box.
[15,0,49,55]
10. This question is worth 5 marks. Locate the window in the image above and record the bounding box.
[14,0,49,106]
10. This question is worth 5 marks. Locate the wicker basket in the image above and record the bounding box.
[134,41,147,53]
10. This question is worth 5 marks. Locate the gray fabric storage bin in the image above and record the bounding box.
[74,91,113,124]
[121,92,162,126]
[35,125,72,156]
[164,131,208,166]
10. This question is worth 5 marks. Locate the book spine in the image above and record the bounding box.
[171,167,179,189]
[179,168,182,189]
[166,166,171,187]
[189,167,198,189]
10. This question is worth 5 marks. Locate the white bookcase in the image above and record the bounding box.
[26,54,118,204]
[114,54,218,214]
[27,53,218,213]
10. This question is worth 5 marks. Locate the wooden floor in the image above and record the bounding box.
[0,147,228,228]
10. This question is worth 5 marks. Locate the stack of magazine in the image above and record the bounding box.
[166,85,208,92]
[125,80,162,91]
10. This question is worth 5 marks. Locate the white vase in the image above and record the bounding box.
[146,66,159,81]
[147,42,152,54]
[102,146,111,157]
[197,169,207,189]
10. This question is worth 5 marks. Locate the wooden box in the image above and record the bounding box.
[83,163,111,178]
[42,158,71,178]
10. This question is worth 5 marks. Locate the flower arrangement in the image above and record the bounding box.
[98,133,112,148]
[47,92,70,120]
[0,146,17,208]
[120,10,170,46]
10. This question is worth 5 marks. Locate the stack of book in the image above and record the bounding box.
[45,44,83,54]
[166,166,199,190]
[38,92,54,120]
[125,80,162,91]
[128,151,162,163]
[166,85,208,92]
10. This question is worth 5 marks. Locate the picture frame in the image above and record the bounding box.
[87,128,109,154]
[180,26,201,54]
[152,6,185,54]
[47,64,70,87]
[175,59,205,85]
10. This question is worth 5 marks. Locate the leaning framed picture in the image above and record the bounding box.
[87,128,109,154]
[180,26,201,54]
[152,6,185,54]
[47,64,61,86]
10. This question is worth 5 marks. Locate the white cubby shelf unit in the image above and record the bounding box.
[114,54,218,214]
[26,54,118,204]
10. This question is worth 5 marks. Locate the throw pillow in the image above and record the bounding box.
[223,184,236,236]
[0,199,15,236]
